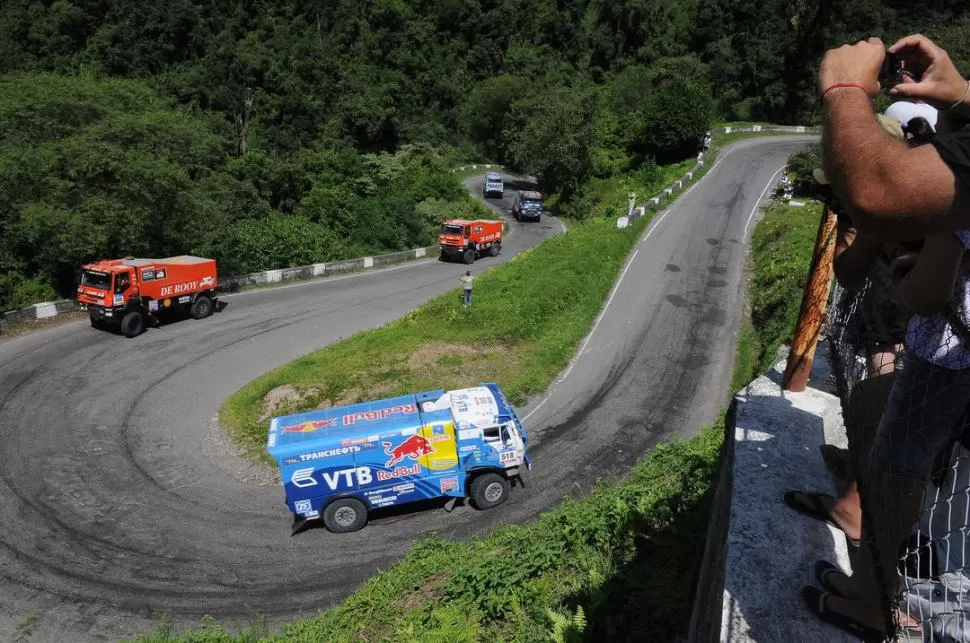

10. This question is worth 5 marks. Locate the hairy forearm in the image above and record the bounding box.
[822,91,910,231]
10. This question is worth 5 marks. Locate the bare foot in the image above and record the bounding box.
[828,497,862,542]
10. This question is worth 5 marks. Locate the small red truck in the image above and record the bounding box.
[77,255,218,337]
[438,219,503,264]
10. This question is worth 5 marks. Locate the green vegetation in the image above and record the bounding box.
[750,199,825,373]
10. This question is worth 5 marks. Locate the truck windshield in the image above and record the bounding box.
[441,224,463,234]
[80,270,111,290]
[523,201,541,209]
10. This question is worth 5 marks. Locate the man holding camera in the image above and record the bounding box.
[809,35,970,639]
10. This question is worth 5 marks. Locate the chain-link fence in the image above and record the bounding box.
[824,223,970,642]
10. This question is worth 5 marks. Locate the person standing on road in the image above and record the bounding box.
[459,271,473,307]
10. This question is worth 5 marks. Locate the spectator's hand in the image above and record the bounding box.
[889,34,968,110]
[819,38,885,97]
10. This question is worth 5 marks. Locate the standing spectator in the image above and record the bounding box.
[802,34,970,639]
[459,271,473,307]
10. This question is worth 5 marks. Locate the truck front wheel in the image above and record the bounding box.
[323,497,368,533]
[463,249,476,265]
[469,473,510,510]
[191,294,213,320]
[121,311,145,338]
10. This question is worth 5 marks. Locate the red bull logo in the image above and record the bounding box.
[280,418,337,434]
[383,434,435,467]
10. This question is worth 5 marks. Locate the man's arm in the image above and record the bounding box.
[822,90,969,236]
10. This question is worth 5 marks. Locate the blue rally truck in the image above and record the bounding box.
[267,383,531,533]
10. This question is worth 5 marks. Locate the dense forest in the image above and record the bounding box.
[1,0,969,310]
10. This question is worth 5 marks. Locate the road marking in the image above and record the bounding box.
[640,208,673,245]
[743,165,786,240]
[523,247,641,423]
[522,396,549,423]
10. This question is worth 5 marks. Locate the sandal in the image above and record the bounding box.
[802,587,887,643]
[783,491,861,548]
[819,444,851,482]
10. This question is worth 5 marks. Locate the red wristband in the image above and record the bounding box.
[821,82,870,100]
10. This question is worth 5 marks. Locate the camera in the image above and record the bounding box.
[879,51,903,85]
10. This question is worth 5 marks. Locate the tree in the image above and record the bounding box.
[639,75,714,162]
[506,87,599,197]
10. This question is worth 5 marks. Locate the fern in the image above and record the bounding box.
[547,606,586,643]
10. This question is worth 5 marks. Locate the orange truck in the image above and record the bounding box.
[438,219,503,264]
[76,255,218,337]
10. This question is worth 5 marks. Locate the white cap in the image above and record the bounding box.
[884,101,938,130]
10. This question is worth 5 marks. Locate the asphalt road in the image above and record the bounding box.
[0,138,813,641]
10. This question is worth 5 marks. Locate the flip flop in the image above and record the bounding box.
[802,587,887,643]
[819,444,851,482]
[783,491,861,548]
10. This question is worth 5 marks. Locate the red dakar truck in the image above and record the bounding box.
[77,255,218,337]
[438,219,503,264]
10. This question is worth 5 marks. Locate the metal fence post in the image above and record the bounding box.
[782,206,838,392]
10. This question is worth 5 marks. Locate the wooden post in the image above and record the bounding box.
[782,206,838,392]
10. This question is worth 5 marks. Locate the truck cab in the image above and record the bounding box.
[267,383,531,533]
[512,190,544,222]
[482,171,504,199]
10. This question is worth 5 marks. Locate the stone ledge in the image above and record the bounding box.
[690,343,857,642]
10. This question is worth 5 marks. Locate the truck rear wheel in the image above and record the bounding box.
[469,473,510,510]
[323,497,368,533]
[463,249,476,265]
[121,311,145,338]
[191,294,213,320]
[489,244,500,257]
